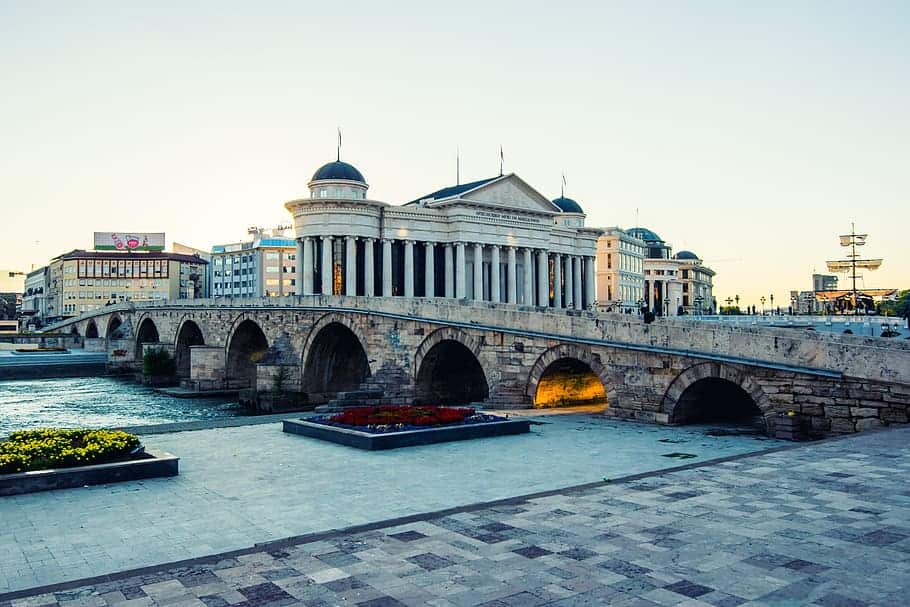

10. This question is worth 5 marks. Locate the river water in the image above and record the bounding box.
[0,377,241,437]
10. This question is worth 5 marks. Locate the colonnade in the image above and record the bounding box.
[296,236,596,309]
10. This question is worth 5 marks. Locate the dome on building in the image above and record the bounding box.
[675,250,699,260]
[552,196,584,214]
[626,227,662,243]
[311,160,366,183]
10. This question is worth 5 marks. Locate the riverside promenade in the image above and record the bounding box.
[2,417,910,606]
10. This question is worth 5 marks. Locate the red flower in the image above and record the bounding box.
[329,405,474,428]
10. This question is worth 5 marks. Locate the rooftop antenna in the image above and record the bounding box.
[499,145,504,177]
[337,126,342,161]
[635,207,639,229]
[561,171,566,198]
[456,147,461,185]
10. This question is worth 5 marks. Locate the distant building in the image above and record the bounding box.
[594,228,646,313]
[22,267,48,329]
[211,228,298,298]
[675,251,716,314]
[44,249,208,322]
[813,273,838,292]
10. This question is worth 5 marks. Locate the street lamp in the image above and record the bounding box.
[760,296,767,315]
[735,294,740,312]
[770,294,774,315]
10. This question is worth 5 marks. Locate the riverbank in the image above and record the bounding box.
[0,350,107,380]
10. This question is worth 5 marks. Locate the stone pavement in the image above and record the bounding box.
[3,426,910,606]
[0,414,779,593]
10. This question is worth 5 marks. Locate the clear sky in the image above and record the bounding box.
[1,1,907,308]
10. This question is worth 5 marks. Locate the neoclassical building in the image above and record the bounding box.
[285,159,602,308]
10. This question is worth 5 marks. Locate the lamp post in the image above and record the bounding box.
[760,296,766,315]
[770,293,774,315]
[734,294,740,312]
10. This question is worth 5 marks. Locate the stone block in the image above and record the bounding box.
[824,405,851,418]
[849,407,879,418]
[856,418,884,431]
[881,408,909,423]
[799,404,824,416]
[829,418,855,433]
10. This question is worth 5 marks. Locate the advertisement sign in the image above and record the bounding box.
[93,232,165,252]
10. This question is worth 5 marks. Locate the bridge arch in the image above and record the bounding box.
[85,319,99,339]
[526,344,613,408]
[225,317,269,388]
[414,327,488,405]
[662,363,771,428]
[105,314,124,339]
[135,316,161,357]
[174,318,205,379]
[301,314,372,402]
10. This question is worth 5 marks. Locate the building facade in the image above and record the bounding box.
[594,228,646,313]
[22,267,48,329]
[675,251,716,314]
[211,229,297,298]
[284,161,602,308]
[43,250,208,322]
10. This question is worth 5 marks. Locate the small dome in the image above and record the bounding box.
[675,250,699,260]
[626,227,662,243]
[552,196,584,213]
[311,160,366,183]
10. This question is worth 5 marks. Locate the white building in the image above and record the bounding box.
[211,229,297,298]
[284,160,602,308]
[22,267,48,328]
[626,228,684,317]
[595,228,646,313]
[674,251,716,314]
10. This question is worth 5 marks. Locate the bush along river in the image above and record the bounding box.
[0,376,242,437]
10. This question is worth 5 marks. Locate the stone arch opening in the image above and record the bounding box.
[533,357,608,408]
[85,320,99,339]
[302,322,370,401]
[106,316,123,339]
[226,319,268,388]
[175,320,205,379]
[70,325,80,337]
[672,377,763,426]
[415,339,489,405]
[136,318,160,357]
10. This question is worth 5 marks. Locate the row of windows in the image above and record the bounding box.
[312,186,366,200]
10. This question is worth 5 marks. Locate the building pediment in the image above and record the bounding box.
[428,174,561,215]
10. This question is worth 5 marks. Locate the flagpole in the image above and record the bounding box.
[337,127,341,161]
[499,146,503,176]
[456,148,460,185]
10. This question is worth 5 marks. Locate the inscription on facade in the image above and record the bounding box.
[476,211,541,224]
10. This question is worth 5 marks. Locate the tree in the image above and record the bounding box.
[878,290,909,322]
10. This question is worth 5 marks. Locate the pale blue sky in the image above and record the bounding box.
[1,1,907,306]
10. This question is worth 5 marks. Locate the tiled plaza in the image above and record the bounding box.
[3,419,910,606]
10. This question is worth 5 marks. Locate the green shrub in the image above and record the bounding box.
[0,429,141,474]
[143,347,176,377]
[272,366,290,395]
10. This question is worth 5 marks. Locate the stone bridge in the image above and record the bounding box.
[51,296,910,437]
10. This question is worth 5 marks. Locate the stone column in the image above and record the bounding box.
[444,244,454,298]
[490,245,500,303]
[507,247,517,304]
[404,240,415,298]
[345,236,357,296]
[564,255,574,308]
[296,239,304,296]
[553,253,562,308]
[537,250,548,307]
[382,239,393,297]
[321,236,333,295]
[363,238,375,297]
[473,243,484,301]
[585,256,596,309]
[302,237,314,295]
[424,242,435,297]
[455,242,466,299]
[573,256,582,309]
[523,248,533,305]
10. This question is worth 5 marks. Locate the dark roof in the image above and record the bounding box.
[675,250,699,260]
[552,196,584,214]
[409,176,499,204]
[625,227,663,243]
[311,160,366,183]
[59,250,208,264]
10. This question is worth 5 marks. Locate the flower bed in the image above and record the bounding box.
[0,428,141,475]
[326,405,481,432]
[0,428,179,496]
[284,405,531,450]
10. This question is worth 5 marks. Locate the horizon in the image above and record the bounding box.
[1,1,907,308]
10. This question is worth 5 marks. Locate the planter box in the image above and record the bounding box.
[283,417,531,450]
[0,449,179,497]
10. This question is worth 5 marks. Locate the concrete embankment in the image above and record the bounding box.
[0,350,108,380]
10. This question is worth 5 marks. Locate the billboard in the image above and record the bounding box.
[94,232,165,252]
